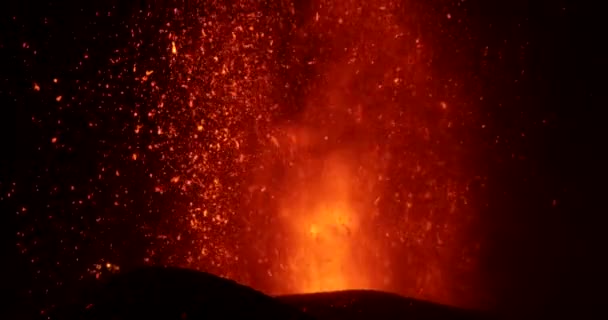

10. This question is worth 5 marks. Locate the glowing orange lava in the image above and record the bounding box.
[137,0,483,309]
[279,152,377,293]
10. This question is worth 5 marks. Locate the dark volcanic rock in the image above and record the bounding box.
[278,290,491,320]
[52,267,490,320]
[56,267,311,320]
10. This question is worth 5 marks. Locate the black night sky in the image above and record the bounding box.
[2,0,605,319]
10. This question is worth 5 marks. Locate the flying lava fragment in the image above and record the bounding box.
[125,0,483,307]
[14,0,488,314]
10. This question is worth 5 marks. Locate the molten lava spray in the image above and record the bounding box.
[126,0,482,309]
[238,0,480,306]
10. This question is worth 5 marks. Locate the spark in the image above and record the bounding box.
[15,0,488,312]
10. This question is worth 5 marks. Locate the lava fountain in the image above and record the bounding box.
[241,0,481,305]
[134,0,483,309]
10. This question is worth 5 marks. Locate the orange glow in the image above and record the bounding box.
[280,153,376,292]
[135,0,484,309]
[236,0,481,306]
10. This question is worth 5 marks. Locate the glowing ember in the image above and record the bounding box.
[129,0,481,305]
[233,2,478,305]
[12,0,491,314]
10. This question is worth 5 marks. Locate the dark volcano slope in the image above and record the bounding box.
[279,290,491,320]
[52,267,490,320]
[54,267,311,320]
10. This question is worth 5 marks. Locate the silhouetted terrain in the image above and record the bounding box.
[280,291,489,320]
[50,267,490,319]
[53,267,310,319]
